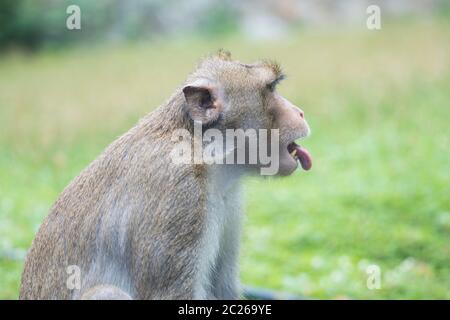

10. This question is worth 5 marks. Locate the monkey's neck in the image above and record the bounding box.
[206,163,244,192]
[140,91,192,136]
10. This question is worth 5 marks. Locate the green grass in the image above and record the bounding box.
[0,18,449,299]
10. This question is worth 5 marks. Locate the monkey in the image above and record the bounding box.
[19,51,312,300]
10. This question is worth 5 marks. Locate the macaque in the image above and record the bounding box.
[20,51,311,299]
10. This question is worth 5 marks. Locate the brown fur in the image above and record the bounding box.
[20,92,207,299]
[20,51,310,299]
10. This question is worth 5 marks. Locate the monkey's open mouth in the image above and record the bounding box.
[287,142,312,171]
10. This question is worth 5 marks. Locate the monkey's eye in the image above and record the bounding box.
[267,81,277,92]
[266,74,285,92]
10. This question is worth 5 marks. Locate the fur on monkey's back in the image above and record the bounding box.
[20,94,208,299]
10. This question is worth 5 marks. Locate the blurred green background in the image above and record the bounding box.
[0,0,449,299]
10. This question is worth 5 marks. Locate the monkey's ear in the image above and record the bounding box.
[182,83,223,125]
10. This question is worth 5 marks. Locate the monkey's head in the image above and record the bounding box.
[181,51,312,176]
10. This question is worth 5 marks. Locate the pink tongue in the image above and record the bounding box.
[295,146,312,170]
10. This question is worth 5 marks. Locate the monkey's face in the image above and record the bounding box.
[223,62,312,176]
[263,87,311,175]
[182,56,312,176]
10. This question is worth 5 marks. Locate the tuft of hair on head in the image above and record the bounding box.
[261,59,283,78]
[216,49,232,61]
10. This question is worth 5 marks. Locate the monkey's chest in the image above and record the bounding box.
[198,190,241,280]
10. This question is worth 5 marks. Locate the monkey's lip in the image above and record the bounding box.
[287,142,312,171]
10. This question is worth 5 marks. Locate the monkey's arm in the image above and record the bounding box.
[129,188,208,300]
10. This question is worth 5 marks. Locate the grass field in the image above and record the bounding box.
[0,18,449,299]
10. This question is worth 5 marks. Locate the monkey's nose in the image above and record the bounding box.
[298,109,305,119]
